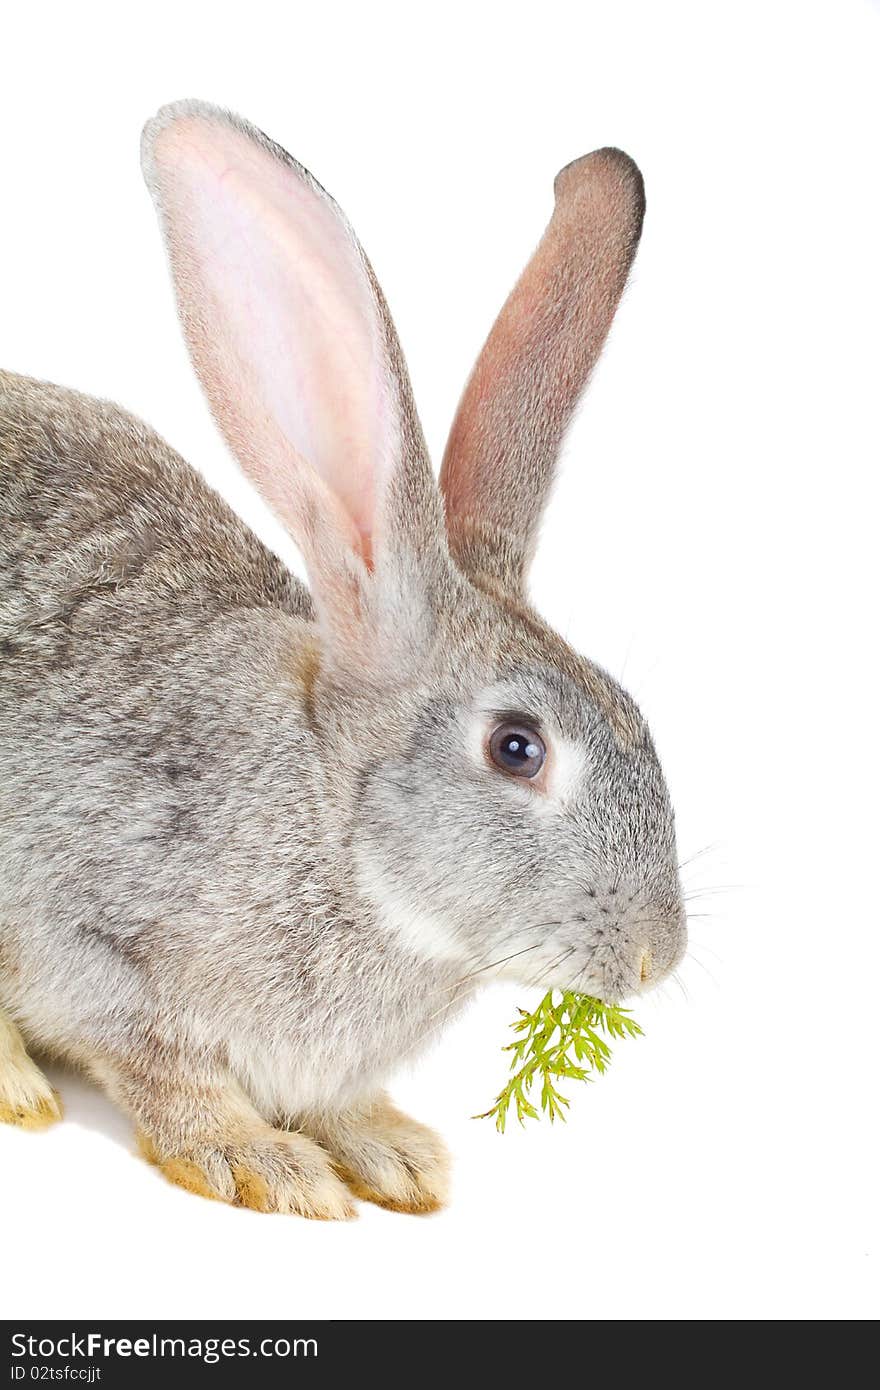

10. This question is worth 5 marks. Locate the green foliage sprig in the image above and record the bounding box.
[478,990,643,1132]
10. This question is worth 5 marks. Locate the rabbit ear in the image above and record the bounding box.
[141,100,443,663]
[440,149,645,595]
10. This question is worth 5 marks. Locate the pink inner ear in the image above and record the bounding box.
[149,114,389,561]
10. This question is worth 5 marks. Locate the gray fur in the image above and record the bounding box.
[0,103,684,1214]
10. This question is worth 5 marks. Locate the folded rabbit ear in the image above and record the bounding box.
[440,149,645,595]
[141,100,441,659]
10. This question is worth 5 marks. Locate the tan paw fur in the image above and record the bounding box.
[0,1089,64,1131]
[0,1008,63,1131]
[338,1169,447,1215]
[138,1127,357,1219]
[305,1095,450,1215]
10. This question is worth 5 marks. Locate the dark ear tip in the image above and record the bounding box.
[553,147,645,221]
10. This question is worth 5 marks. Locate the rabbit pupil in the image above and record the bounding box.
[489,724,546,779]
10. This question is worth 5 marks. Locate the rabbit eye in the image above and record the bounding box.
[488,723,546,779]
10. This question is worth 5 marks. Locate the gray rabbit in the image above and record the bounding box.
[0,101,685,1217]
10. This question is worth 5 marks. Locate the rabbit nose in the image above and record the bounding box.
[639,949,652,983]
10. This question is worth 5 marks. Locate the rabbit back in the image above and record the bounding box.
[0,368,312,650]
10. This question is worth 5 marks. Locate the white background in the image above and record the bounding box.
[1,0,878,1322]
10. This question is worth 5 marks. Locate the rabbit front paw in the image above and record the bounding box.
[0,1007,63,1131]
[301,1094,450,1215]
[138,1127,357,1220]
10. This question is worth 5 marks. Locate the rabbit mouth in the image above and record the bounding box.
[449,925,630,1001]
[454,904,685,1003]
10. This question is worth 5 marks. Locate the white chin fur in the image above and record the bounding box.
[354,850,463,966]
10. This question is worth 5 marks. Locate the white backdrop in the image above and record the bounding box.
[1,0,878,1321]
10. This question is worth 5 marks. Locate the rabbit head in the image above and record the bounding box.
[142,102,685,1003]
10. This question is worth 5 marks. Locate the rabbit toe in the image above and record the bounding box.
[339,1150,449,1214]
[0,1011,63,1131]
[229,1134,357,1219]
[139,1128,357,1219]
[0,1085,63,1132]
[308,1100,450,1214]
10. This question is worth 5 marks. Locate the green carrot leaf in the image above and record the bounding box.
[476,990,643,1128]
